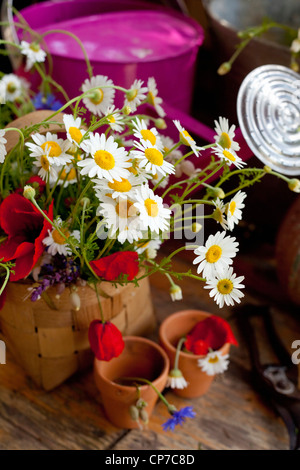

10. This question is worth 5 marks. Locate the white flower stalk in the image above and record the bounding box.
[226,191,247,231]
[214,144,246,169]
[78,133,131,183]
[20,40,46,71]
[124,79,148,112]
[147,77,166,117]
[173,120,202,157]
[198,351,230,376]
[0,74,22,101]
[132,117,163,150]
[130,139,175,177]
[167,369,188,389]
[0,129,7,163]
[82,75,115,116]
[214,116,240,152]
[193,231,239,279]
[204,266,245,308]
[134,184,171,234]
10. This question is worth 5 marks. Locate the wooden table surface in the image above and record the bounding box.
[0,245,297,451]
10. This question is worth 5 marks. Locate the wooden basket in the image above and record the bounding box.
[0,277,156,390]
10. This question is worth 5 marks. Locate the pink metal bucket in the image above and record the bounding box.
[18,0,204,113]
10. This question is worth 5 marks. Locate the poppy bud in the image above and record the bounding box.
[88,320,125,361]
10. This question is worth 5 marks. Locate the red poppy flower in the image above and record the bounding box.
[0,194,53,281]
[185,315,238,354]
[88,320,124,361]
[90,251,139,281]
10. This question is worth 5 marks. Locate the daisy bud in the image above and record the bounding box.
[288,178,300,193]
[129,405,140,422]
[136,398,148,410]
[80,197,90,207]
[139,408,149,424]
[126,88,138,102]
[263,165,272,173]
[191,222,202,233]
[23,185,36,200]
[170,284,183,301]
[217,62,231,75]
[122,105,132,115]
[69,290,81,311]
[155,118,167,130]
[210,187,225,199]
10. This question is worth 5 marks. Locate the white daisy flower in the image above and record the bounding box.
[214,117,240,152]
[147,77,166,117]
[31,146,58,183]
[204,266,245,308]
[105,105,124,133]
[97,196,142,244]
[57,166,78,187]
[78,133,130,183]
[213,198,228,231]
[173,120,202,157]
[135,238,162,259]
[93,172,144,200]
[214,144,246,169]
[63,114,85,146]
[166,369,188,389]
[193,231,239,279]
[291,29,300,53]
[130,139,175,177]
[26,132,72,166]
[170,284,183,301]
[43,221,80,256]
[82,75,115,116]
[161,135,183,163]
[124,79,148,112]
[20,40,47,71]
[0,130,7,163]
[132,117,163,150]
[226,191,247,231]
[198,351,230,376]
[0,74,22,102]
[134,184,171,234]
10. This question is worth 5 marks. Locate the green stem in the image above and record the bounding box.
[174,337,186,370]
[120,377,172,411]
[0,263,11,297]
[93,281,105,323]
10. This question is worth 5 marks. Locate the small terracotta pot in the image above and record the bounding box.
[159,310,230,398]
[94,336,169,429]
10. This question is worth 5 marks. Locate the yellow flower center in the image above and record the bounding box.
[108,178,132,192]
[217,278,234,295]
[148,91,155,106]
[7,82,17,93]
[223,149,236,162]
[144,148,163,166]
[116,199,136,218]
[219,132,231,149]
[91,88,104,105]
[208,355,220,364]
[60,168,76,181]
[69,127,82,144]
[41,141,62,157]
[213,208,223,223]
[144,198,159,217]
[205,245,222,264]
[108,115,116,123]
[140,129,156,146]
[229,201,236,216]
[163,146,170,153]
[94,150,115,170]
[181,130,194,146]
[127,89,138,101]
[40,155,50,171]
[29,42,40,52]
[52,228,70,245]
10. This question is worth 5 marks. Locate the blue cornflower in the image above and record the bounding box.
[162,406,196,432]
[32,92,63,111]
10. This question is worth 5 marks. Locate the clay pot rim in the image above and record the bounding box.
[94,335,170,392]
[159,309,230,359]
